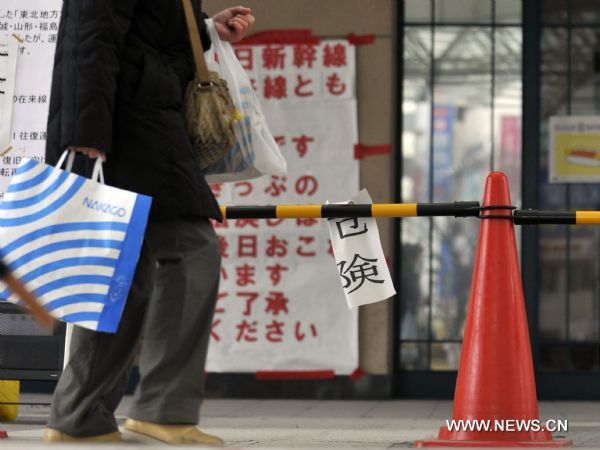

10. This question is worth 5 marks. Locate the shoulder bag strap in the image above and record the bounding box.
[181,0,211,84]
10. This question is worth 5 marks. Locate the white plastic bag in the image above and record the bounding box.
[202,19,287,183]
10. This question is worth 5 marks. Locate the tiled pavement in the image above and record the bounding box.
[1,395,599,448]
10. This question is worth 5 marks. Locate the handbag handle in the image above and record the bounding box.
[181,0,211,85]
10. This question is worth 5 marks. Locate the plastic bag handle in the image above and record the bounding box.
[204,19,242,78]
[205,19,233,61]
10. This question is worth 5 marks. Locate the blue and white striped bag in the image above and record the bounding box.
[0,151,151,332]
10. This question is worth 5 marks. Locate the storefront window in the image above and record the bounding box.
[400,0,522,371]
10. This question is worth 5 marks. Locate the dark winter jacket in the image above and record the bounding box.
[45,0,222,221]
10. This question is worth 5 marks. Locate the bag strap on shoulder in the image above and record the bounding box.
[181,0,211,84]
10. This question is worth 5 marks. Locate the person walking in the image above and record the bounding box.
[43,0,254,445]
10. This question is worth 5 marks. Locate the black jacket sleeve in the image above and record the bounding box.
[68,0,139,154]
[193,1,211,51]
[199,11,212,51]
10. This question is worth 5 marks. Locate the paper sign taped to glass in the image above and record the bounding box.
[0,152,151,332]
[549,115,600,183]
[327,189,396,309]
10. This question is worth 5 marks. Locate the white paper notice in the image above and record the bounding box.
[0,0,62,195]
[0,36,18,150]
[205,38,359,374]
[328,190,396,309]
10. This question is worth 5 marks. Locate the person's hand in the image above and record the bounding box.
[213,6,255,43]
[69,146,107,161]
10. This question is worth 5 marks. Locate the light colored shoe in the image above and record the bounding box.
[43,427,122,443]
[124,418,224,446]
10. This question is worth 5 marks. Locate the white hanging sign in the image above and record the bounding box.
[327,189,396,309]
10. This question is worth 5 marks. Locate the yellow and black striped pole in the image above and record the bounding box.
[221,203,600,225]
[220,201,482,220]
[514,210,600,225]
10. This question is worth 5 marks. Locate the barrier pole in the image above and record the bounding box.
[514,210,600,225]
[222,204,600,225]
[220,201,481,220]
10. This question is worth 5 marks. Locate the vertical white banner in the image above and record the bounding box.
[206,39,360,374]
[0,36,19,150]
[0,1,61,195]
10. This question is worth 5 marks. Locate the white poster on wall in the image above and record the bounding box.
[206,38,360,374]
[0,1,61,195]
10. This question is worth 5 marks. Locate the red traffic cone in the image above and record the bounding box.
[415,172,571,447]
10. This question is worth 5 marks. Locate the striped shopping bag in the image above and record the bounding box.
[0,151,151,332]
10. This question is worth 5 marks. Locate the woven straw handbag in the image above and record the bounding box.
[182,0,237,169]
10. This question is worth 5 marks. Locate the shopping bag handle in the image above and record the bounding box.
[56,149,76,172]
[91,157,105,184]
[56,150,105,184]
